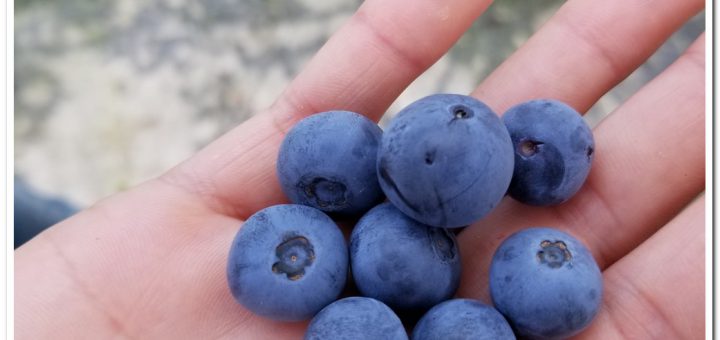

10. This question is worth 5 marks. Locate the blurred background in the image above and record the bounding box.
[14,0,704,245]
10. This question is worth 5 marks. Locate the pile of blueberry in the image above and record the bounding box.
[226,94,602,340]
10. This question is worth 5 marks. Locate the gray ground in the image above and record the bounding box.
[14,0,704,207]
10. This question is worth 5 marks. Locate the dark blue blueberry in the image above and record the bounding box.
[502,99,595,205]
[226,204,348,321]
[412,299,515,340]
[489,227,603,339]
[277,111,384,215]
[377,94,514,228]
[350,203,461,312]
[304,297,408,340]
[14,176,77,248]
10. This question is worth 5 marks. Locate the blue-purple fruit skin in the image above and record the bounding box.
[277,110,384,215]
[304,297,408,340]
[502,99,594,206]
[377,94,514,228]
[350,203,461,312]
[489,227,603,339]
[411,299,516,340]
[226,204,348,321]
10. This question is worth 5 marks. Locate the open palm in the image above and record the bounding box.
[16,0,706,338]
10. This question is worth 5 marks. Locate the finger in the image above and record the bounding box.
[472,0,704,113]
[576,195,705,339]
[458,33,705,301]
[162,0,493,218]
[164,0,704,220]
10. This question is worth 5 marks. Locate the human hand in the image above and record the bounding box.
[16,0,706,338]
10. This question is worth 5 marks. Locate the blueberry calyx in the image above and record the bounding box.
[519,139,543,157]
[536,240,571,269]
[272,236,315,280]
[299,177,348,208]
[428,228,456,261]
[451,105,473,119]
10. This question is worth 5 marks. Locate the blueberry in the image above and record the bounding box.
[489,227,602,339]
[412,299,516,340]
[305,297,408,340]
[277,111,384,215]
[377,94,514,228]
[502,99,595,205]
[350,203,461,312]
[226,204,348,321]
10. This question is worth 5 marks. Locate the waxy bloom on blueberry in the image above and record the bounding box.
[503,99,595,206]
[489,227,603,339]
[226,204,348,321]
[277,111,384,215]
[377,94,514,228]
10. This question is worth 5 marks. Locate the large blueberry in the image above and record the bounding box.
[377,94,514,228]
[304,297,408,340]
[412,299,515,340]
[489,227,602,339]
[502,99,595,205]
[226,204,348,321]
[350,203,461,312]
[277,111,384,215]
